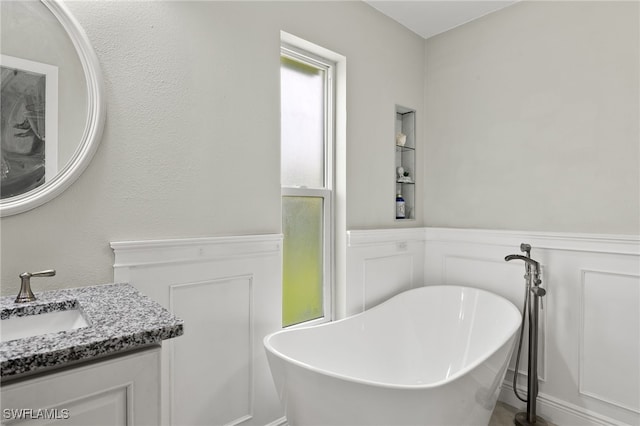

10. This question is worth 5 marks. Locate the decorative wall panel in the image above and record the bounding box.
[580,270,639,413]
[170,276,253,426]
[112,235,283,426]
[346,228,425,317]
[363,254,413,310]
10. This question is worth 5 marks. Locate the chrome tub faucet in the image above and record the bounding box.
[504,244,547,426]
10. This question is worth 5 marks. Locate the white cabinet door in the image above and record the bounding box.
[1,346,161,426]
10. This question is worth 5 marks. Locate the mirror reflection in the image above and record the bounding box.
[1,0,88,200]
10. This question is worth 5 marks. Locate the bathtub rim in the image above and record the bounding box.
[264,284,522,390]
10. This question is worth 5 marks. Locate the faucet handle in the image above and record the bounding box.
[24,270,56,278]
[15,269,56,303]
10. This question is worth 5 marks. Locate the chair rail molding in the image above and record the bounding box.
[424,227,640,255]
[111,234,282,273]
[348,227,427,247]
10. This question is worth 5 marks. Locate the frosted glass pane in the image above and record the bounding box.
[282,196,323,327]
[281,57,325,188]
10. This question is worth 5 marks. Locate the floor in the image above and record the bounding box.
[489,402,557,426]
[489,402,519,426]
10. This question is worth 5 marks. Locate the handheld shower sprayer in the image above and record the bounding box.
[505,244,547,426]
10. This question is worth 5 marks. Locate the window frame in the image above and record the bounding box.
[280,44,335,328]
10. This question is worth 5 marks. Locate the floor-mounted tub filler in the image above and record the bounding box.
[505,243,548,426]
[264,285,521,426]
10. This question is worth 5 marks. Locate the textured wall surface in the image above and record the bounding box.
[424,1,639,234]
[4,1,636,296]
[0,1,424,294]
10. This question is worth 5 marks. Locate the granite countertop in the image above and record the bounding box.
[0,283,183,379]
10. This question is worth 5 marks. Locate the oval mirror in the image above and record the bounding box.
[0,0,105,216]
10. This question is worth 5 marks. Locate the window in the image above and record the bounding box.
[281,45,334,327]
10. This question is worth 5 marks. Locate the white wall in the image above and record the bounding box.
[0,1,425,295]
[423,1,639,234]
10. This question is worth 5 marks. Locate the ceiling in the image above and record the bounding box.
[364,1,518,39]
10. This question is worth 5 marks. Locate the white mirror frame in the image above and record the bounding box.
[1,0,106,217]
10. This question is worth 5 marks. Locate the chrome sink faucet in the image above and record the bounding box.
[15,270,56,303]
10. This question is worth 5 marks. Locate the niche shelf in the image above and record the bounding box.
[395,106,416,221]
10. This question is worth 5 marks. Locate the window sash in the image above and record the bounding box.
[281,187,332,327]
[281,44,334,191]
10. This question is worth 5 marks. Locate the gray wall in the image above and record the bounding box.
[1,1,425,294]
[424,1,639,234]
[3,1,637,296]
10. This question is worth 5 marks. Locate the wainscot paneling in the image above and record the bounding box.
[580,270,639,413]
[345,228,425,317]
[425,228,640,426]
[111,234,284,426]
[111,229,638,426]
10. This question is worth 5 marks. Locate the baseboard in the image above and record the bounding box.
[500,383,629,426]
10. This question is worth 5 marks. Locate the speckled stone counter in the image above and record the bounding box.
[0,283,183,379]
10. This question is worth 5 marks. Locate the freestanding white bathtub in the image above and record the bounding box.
[264,285,521,426]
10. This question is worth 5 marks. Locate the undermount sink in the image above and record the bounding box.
[1,309,89,343]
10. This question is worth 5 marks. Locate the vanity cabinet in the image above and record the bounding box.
[0,347,160,425]
[395,106,416,220]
